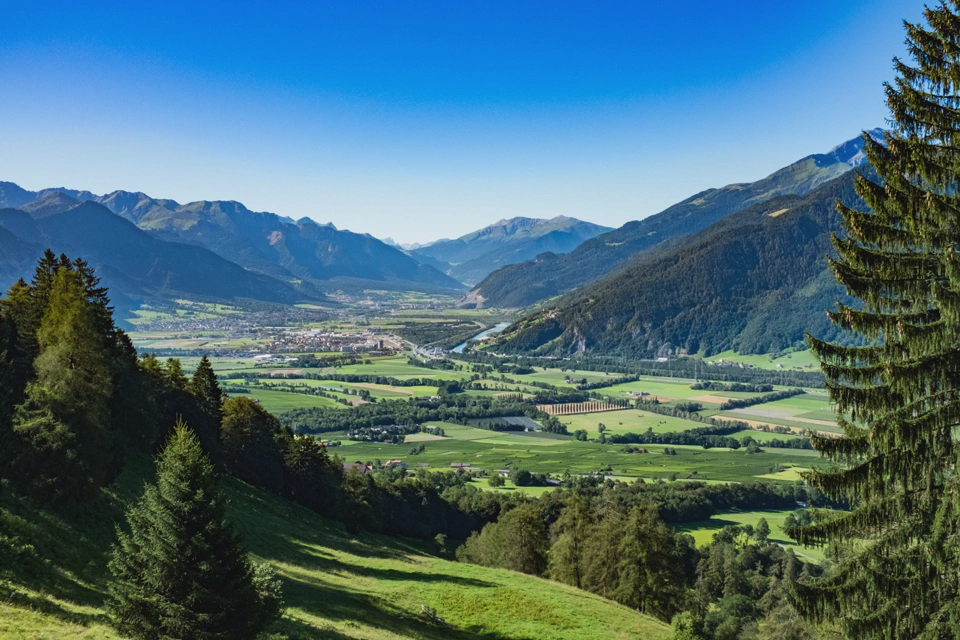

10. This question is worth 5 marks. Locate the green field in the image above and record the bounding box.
[718,392,840,433]
[1,457,667,640]
[675,508,825,562]
[336,356,467,381]
[231,388,346,413]
[334,424,821,483]
[702,349,821,371]
[556,409,705,438]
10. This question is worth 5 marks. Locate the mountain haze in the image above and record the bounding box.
[465,131,880,308]
[0,196,316,313]
[411,215,611,285]
[1,184,465,293]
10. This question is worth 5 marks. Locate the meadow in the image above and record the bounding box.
[0,457,667,640]
[675,508,826,562]
[334,423,820,483]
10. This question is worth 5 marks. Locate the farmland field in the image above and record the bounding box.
[675,508,826,562]
[332,424,821,483]
[556,409,705,438]
[229,388,346,413]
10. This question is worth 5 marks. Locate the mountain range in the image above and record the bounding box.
[0,183,466,298]
[409,216,612,285]
[493,168,866,358]
[0,195,315,317]
[463,130,882,309]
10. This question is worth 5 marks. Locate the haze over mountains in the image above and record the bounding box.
[408,216,612,285]
[464,130,881,309]
[0,196,314,317]
[0,183,467,305]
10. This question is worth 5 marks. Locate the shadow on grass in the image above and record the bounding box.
[293,543,495,587]
[279,574,530,640]
[1,580,112,631]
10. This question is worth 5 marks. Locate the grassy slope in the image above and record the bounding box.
[674,508,825,562]
[0,457,668,640]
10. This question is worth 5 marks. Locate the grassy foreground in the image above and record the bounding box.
[0,457,669,640]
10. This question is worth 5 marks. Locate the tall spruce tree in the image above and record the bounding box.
[4,267,114,502]
[108,422,283,639]
[190,355,224,420]
[791,3,960,637]
[548,493,593,589]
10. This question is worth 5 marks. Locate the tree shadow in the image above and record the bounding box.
[277,574,531,640]
[292,543,496,587]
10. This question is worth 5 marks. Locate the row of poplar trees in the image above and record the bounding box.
[0,251,284,638]
[792,2,960,638]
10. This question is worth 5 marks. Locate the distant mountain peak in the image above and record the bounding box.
[813,128,885,169]
[20,192,80,218]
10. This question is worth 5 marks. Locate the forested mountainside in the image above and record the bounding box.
[410,216,611,285]
[0,182,464,293]
[493,170,863,358]
[465,131,879,308]
[0,197,314,311]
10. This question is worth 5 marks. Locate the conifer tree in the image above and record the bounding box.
[190,355,224,420]
[548,493,593,589]
[790,3,960,636]
[614,505,685,620]
[108,422,283,639]
[5,267,114,502]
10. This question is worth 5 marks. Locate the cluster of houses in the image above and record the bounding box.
[264,329,399,355]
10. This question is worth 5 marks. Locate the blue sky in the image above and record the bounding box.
[0,0,927,242]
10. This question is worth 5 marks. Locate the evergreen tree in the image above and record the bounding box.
[754,518,770,544]
[791,4,960,636]
[496,503,548,576]
[221,397,284,492]
[166,358,189,391]
[108,422,283,639]
[614,505,686,620]
[4,267,114,502]
[190,355,224,420]
[548,493,593,589]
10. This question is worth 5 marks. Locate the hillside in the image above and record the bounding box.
[493,170,863,358]
[0,455,669,640]
[1,183,465,294]
[411,216,611,285]
[466,131,879,308]
[0,198,316,309]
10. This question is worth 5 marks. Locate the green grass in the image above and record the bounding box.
[232,388,346,413]
[728,430,806,443]
[674,508,825,562]
[336,357,466,381]
[702,349,821,371]
[556,409,705,438]
[336,432,821,483]
[0,457,668,640]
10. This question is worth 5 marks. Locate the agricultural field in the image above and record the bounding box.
[336,356,468,380]
[556,409,708,438]
[229,388,347,413]
[718,392,841,433]
[332,423,821,484]
[675,508,826,562]
[593,378,772,406]
[702,349,821,372]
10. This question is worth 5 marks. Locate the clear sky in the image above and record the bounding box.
[0,0,927,243]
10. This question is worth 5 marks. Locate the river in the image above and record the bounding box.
[452,322,511,353]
